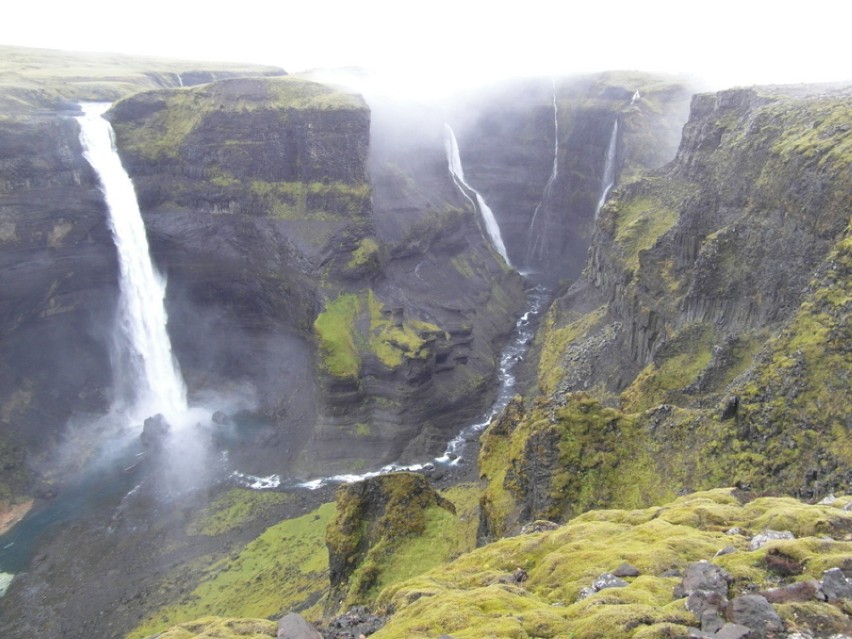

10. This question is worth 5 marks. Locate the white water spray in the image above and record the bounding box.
[76,103,188,424]
[594,120,619,220]
[443,124,510,265]
[527,80,560,265]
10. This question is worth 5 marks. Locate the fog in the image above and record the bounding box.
[3,0,850,99]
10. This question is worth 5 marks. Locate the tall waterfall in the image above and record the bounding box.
[526,80,560,265]
[594,120,619,220]
[76,103,188,424]
[443,124,510,265]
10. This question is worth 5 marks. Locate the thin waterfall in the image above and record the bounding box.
[443,124,510,265]
[526,80,560,265]
[76,103,188,424]
[594,120,619,220]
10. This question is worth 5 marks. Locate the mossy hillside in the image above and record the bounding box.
[313,290,446,379]
[535,304,608,395]
[325,473,467,610]
[0,44,285,114]
[714,227,852,494]
[127,502,335,639]
[373,490,852,639]
[184,489,295,537]
[147,616,276,639]
[110,76,366,163]
[479,393,675,538]
[619,322,716,412]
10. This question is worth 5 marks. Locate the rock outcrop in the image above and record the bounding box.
[480,85,851,534]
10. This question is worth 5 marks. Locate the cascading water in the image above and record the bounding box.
[76,103,188,425]
[594,120,619,220]
[443,124,510,265]
[526,80,560,266]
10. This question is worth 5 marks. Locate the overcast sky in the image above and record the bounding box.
[4,0,850,98]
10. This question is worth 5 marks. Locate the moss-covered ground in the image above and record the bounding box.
[127,502,336,638]
[372,490,852,639]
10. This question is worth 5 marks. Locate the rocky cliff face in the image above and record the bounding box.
[105,76,525,475]
[0,110,117,499]
[480,84,852,537]
[0,47,289,499]
[452,72,692,283]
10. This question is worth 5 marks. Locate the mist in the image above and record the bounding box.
[3,1,850,101]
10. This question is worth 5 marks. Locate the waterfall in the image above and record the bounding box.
[631,90,641,105]
[76,103,188,424]
[443,124,510,265]
[526,80,560,265]
[594,120,619,220]
[176,73,184,87]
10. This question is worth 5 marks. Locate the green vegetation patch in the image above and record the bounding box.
[372,490,852,639]
[620,323,715,412]
[150,616,276,639]
[314,293,362,378]
[128,502,336,638]
[536,305,608,394]
[606,189,680,273]
[325,473,462,609]
[313,291,445,379]
[185,489,294,537]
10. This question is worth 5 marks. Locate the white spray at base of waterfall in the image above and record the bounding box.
[76,103,188,426]
[594,119,619,220]
[443,124,511,265]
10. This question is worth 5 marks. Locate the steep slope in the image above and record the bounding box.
[480,84,851,536]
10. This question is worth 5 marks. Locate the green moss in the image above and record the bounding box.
[185,489,294,537]
[372,491,851,639]
[326,473,462,610]
[620,323,715,412]
[536,306,607,395]
[313,293,362,379]
[347,237,380,270]
[128,502,336,638]
[313,290,445,379]
[150,616,277,638]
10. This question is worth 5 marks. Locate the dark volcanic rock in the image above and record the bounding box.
[727,594,784,638]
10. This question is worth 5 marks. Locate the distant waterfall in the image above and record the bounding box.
[76,103,188,424]
[443,124,510,265]
[526,80,560,265]
[594,120,619,220]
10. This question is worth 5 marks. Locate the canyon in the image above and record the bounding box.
[0,46,849,639]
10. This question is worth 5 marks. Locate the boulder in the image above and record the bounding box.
[592,573,629,590]
[821,566,852,601]
[714,623,752,639]
[612,562,641,577]
[676,561,732,598]
[727,594,784,638]
[748,530,794,551]
[277,613,322,639]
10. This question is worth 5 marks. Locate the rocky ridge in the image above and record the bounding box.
[478,85,851,537]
